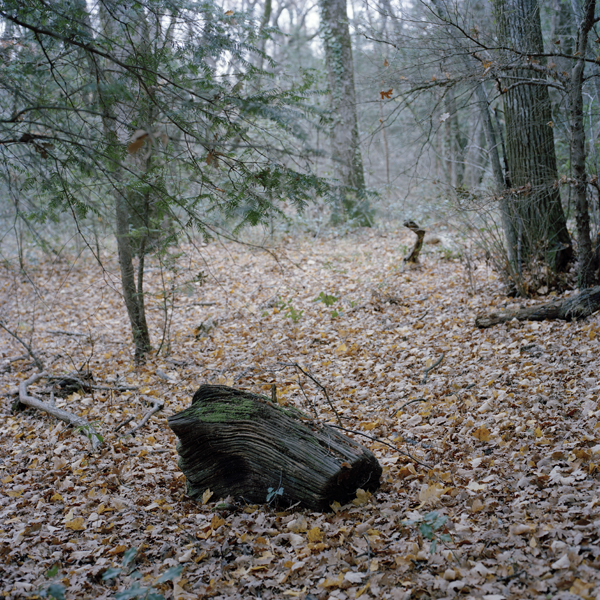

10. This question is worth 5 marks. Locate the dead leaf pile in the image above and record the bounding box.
[1,229,600,599]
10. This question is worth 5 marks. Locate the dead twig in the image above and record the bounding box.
[328,424,431,468]
[114,415,135,432]
[48,330,88,337]
[0,321,44,371]
[278,362,343,428]
[390,398,427,418]
[122,396,165,437]
[421,353,445,384]
[17,372,103,451]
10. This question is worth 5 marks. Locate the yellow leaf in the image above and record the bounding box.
[330,501,341,513]
[352,488,371,506]
[28,458,39,469]
[108,544,127,556]
[570,579,594,599]
[65,517,86,531]
[398,464,417,478]
[472,426,491,442]
[320,573,344,588]
[356,580,370,597]
[7,489,23,498]
[51,492,63,502]
[335,343,347,355]
[307,527,323,543]
[362,420,379,431]
[202,489,213,505]
[210,515,225,530]
[418,482,446,506]
[1,476,13,484]
[534,427,543,438]
[225,10,234,15]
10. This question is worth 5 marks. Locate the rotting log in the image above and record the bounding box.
[168,384,382,511]
[403,220,426,264]
[475,286,600,328]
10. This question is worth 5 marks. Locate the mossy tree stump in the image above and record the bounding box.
[167,384,382,511]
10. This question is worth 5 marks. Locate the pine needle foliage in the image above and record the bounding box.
[0,0,331,236]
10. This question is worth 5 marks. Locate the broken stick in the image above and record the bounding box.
[17,372,103,451]
[122,396,164,437]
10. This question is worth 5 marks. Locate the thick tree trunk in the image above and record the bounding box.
[168,385,382,511]
[475,286,600,328]
[319,0,372,226]
[493,0,573,275]
[569,0,597,288]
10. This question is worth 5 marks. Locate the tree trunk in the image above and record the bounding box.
[569,0,597,288]
[168,385,382,511]
[493,0,573,276]
[475,286,600,328]
[94,3,152,361]
[319,0,372,226]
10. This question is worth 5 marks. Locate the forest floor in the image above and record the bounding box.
[1,228,600,600]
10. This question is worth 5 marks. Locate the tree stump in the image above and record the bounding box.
[168,384,382,511]
[475,286,600,328]
[403,220,426,264]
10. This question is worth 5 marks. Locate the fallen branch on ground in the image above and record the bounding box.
[475,286,600,328]
[17,372,103,451]
[6,376,138,398]
[122,396,165,437]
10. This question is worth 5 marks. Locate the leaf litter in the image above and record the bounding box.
[1,229,600,599]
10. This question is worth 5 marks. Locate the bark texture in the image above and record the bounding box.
[569,0,597,288]
[168,385,382,511]
[320,0,371,226]
[475,286,600,328]
[494,0,573,274]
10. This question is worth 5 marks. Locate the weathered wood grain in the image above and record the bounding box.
[168,384,382,511]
